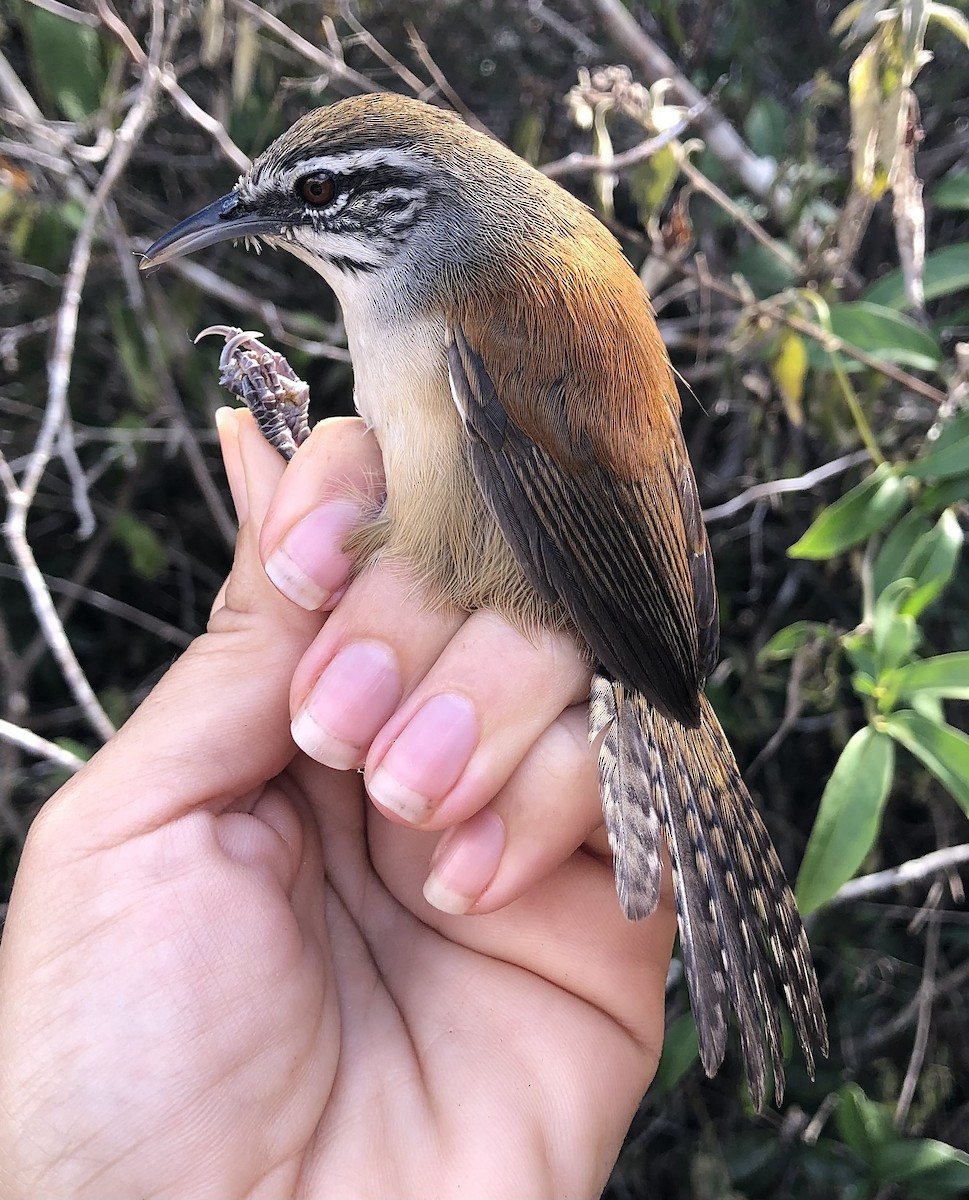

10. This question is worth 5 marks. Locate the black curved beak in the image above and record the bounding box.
[140,192,280,269]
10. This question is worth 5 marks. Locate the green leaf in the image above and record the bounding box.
[872,509,932,598]
[899,508,963,616]
[905,435,969,481]
[883,711,969,816]
[628,147,680,226]
[112,513,169,581]
[894,653,969,701]
[23,6,105,121]
[818,302,943,371]
[922,410,969,456]
[933,169,969,211]
[796,728,895,912]
[743,96,789,159]
[877,1137,969,1196]
[758,621,830,663]
[872,578,919,671]
[843,629,878,678]
[864,244,969,308]
[789,465,909,560]
[836,1082,894,1161]
[920,474,969,508]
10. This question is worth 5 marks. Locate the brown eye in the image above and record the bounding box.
[298,174,335,206]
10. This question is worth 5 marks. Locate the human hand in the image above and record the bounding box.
[0,412,675,1199]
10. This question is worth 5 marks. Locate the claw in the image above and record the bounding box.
[194,326,267,371]
[194,325,311,462]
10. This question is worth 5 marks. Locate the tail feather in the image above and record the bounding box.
[591,674,827,1107]
[590,676,662,918]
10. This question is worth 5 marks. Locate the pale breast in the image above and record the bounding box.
[342,306,564,632]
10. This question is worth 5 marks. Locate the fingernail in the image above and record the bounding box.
[216,408,247,524]
[423,811,505,915]
[265,501,361,610]
[368,693,477,824]
[291,641,400,770]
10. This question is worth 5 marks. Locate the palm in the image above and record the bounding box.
[0,417,673,1198]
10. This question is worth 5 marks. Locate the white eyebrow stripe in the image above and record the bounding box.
[269,148,429,192]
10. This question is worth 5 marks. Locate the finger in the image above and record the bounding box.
[288,564,466,771]
[260,416,385,611]
[51,411,321,838]
[415,704,604,916]
[362,611,591,828]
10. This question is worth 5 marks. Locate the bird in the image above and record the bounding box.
[141,92,827,1107]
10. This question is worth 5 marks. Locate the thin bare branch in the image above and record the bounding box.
[341,11,428,98]
[829,844,969,905]
[150,254,350,361]
[542,104,701,178]
[96,0,250,172]
[588,0,787,207]
[894,914,940,1129]
[404,22,491,134]
[528,0,603,58]
[23,0,99,26]
[0,564,193,648]
[227,0,384,95]
[2,1,168,744]
[702,451,871,523]
[0,718,87,773]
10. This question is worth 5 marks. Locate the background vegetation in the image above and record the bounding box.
[2,1,969,1195]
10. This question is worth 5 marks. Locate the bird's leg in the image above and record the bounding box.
[195,326,311,461]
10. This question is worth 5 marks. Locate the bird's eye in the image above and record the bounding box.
[297,174,335,206]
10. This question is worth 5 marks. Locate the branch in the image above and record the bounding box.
[542,104,700,178]
[227,0,384,95]
[828,844,969,905]
[1,1,168,744]
[0,718,87,774]
[702,451,871,523]
[588,0,786,206]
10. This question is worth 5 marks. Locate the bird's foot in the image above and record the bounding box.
[195,326,311,461]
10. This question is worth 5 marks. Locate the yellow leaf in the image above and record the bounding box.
[772,330,808,426]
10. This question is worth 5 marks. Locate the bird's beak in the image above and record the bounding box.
[140,191,279,269]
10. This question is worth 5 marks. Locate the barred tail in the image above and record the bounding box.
[590,674,828,1108]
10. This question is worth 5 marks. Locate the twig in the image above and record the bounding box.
[638,240,948,405]
[894,914,940,1129]
[108,207,237,548]
[0,718,87,774]
[96,0,250,172]
[745,640,812,779]
[145,253,350,360]
[677,149,803,275]
[227,0,384,95]
[542,104,701,178]
[23,0,99,26]
[404,22,491,135]
[0,564,194,649]
[587,0,786,207]
[860,951,969,1057]
[799,290,886,466]
[527,0,603,58]
[341,11,428,98]
[2,2,167,744]
[828,844,969,905]
[702,451,870,523]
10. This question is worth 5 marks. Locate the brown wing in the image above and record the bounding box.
[448,322,719,727]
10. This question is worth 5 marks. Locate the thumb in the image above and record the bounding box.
[52,410,324,841]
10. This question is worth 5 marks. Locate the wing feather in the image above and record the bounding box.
[449,323,715,724]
